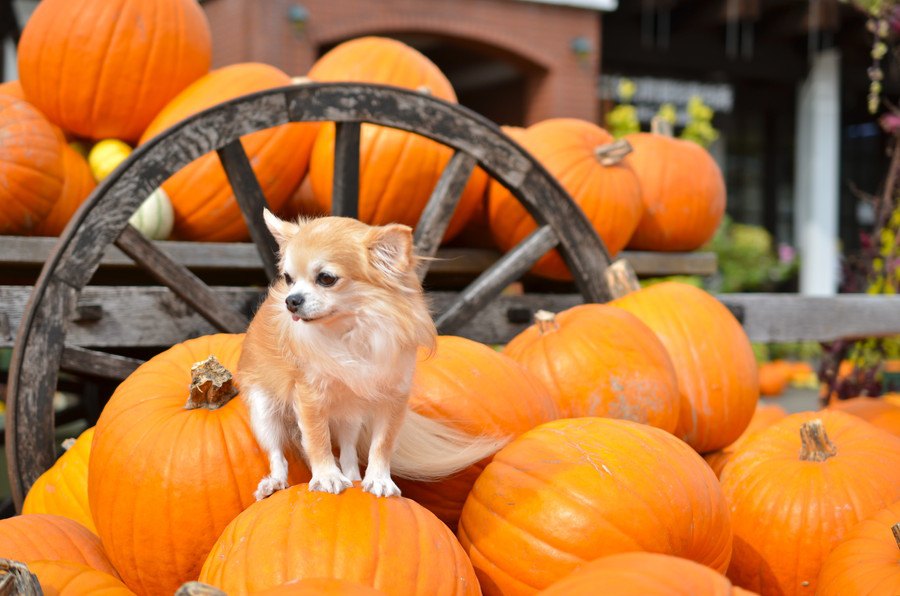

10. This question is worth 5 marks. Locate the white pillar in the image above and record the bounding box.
[2,38,16,82]
[795,49,841,296]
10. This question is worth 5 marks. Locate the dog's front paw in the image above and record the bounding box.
[308,470,353,494]
[362,474,401,498]
[255,476,288,501]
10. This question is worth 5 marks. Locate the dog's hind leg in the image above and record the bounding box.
[247,387,291,500]
[335,417,363,482]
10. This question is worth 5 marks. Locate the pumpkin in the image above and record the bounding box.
[253,578,384,595]
[199,484,479,596]
[307,36,484,242]
[503,305,679,431]
[23,427,95,533]
[828,396,900,437]
[757,361,789,397]
[458,417,733,595]
[488,118,642,279]
[817,499,900,595]
[27,560,133,595]
[17,0,211,142]
[539,552,751,596]
[87,139,132,182]
[139,63,318,242]
[88,334,310,596]
[624,131,725,251]
[32,143,97,237]
[720,411,900,594]
[703,404,787,477]
[0,95,65,235]
[396,336,558,529]
[0,514,116,576]
[0,79,25,100]
[612,282,758,453]
[278,175,326,221]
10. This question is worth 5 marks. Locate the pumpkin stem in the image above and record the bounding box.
[175,582,228,596]
[593,139,633,166]
[798,419,837,462]
[61,437,77,451]
[185,356,238,411]
[0,559,41,596]
[534,309,560,334]
[416,85,432,95]
[892,523,900,552]
[650,115,674,137]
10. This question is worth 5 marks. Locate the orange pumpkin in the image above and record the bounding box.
[488,118,642,279]
[503,305,679,432]
[17,0,211,142]
[139,62,319,241]
[817,499,900,596]
[458,417,733,595]
[612,282,758,453]
[308,36,484,242]
[539,552,750,596]
[828,396,900,437]
[397,336,558,528]
[32,144,97,237]
[88,334,310,596]
[253,578,384,595]
[720,411,900,594]
[0,79,25,100]
[278,175,326,221]
[23,427,95,533]
[0,95,64,235]
[199,484,479,595]
[0,514,116,577]
[703,404,787,477]
[27,560,133,595]
[757,361,789,397]
[624,131,725,251]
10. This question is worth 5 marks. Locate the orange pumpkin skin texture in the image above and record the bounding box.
[817,500,900,596]
[828,396,900,437]
[720,411,900,595]
[539,552,749,596]
[139,63,318,241]
[88,334,310,596]
[457,417,733,596]
[17,0,211,142]
[0,95,65,234]
[23,427,95,533]
[703,404,787,478]
[612,282,759,453]
[252,578,384,595]
[396,336,558,528]
[308,37,482,242]
[28,560,134,595]
[199,484,480,596]
[0,514,117,577]
[503,304,679,431]
[757,362,789,397]
[488,118,643,280]
[0,79,25,100]
[624,132,726,251]
[32,143,97,237]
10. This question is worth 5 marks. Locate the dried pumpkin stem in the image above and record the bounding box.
[798,419,837,462]
[416,85,432,95]
[650,115,674,137]
[0,559,41,596]
[175,581,228,596]
[892,523,900,551]
[593,139,633,166]
[534,309,560,334]
[185,355,238,410]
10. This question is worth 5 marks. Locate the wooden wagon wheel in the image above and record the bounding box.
[6,82,625,510]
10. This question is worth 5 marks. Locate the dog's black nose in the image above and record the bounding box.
[285,293,305,313]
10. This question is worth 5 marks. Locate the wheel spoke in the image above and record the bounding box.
[332,122,360,218]
[61,346,143,381]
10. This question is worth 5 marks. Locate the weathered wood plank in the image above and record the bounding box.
[332,122,360,218]
[61,346,143,380]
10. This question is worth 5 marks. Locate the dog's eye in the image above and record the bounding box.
[316,272,338,287]
[283,272,294,285]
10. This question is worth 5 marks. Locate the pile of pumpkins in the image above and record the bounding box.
[1,0,725,285]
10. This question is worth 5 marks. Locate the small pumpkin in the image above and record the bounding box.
[757,361,789,397]
[27,560,133,595]
[87,139,132,183]
[32,143,97,237]
[828,396,900,437]
[0,514,117,577]
[703,404,787,477]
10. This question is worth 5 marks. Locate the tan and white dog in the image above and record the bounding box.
[239,210,502,499]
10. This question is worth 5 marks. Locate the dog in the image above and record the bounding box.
[238,209,504,499]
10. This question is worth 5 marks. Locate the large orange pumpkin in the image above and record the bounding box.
[539,552,750,596]
[612,282,758,453]
[396,336,558,528]
[488,118,642,279]
[828,396,900,437]
[624,131,725,251]
[253,578,384,595]
[23,427,95,533]
[27,560,133,595]
[458,417,733,595]
[817,499,900,595]
[308,36,484,242]
[0,514,116,577]
[139,63,319,241]
[17,0,211,142]
[720,411,900,594]
[0,79,25,100]
[703,404,787,477]
[32,144,97,237]
[199,484,480,596]
[0,95,64,235]
[88,334,310,596]
[503,305,679,431]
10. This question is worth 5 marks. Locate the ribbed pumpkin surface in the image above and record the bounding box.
[704,404,787,478]
[458,417,733,595]
[88,334,310,596]
[28,560,134,595]
[32,143,97,236]
[252,577,385,595]
[199,484,480,596]
[828,396,900,437]
[17,0,211,141]
[0,514,116,577]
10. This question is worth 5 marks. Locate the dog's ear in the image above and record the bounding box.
[263,208,299,246]
[368,224,414,280]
